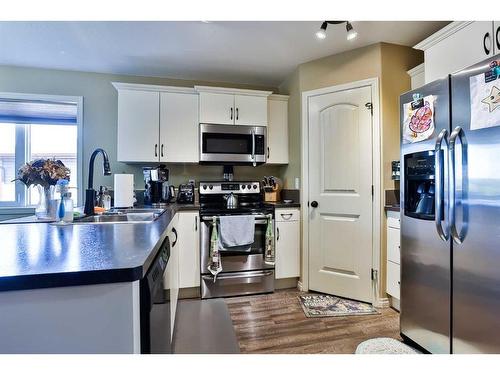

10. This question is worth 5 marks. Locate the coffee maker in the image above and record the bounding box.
[143,165,174,206]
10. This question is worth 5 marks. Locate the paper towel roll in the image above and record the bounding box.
[114,174,134,208]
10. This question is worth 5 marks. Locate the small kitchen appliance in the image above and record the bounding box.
[199,123,267,166]
[176,183,195,204]
[199,181,275,298]
[143,166,174,206]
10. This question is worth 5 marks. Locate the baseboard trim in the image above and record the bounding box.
[179,287,201,299]
[374,297,390,308]
[297,281,307,292]
[389,296,400,311]
[275,278,299,290]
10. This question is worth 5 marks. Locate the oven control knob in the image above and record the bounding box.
[241,185,245,189]
[209,185,213,190]
[202,185,207,190]
[247,184,252,189]
[253,185,257,190]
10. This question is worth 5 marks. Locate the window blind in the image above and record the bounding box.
[0,98,77,125]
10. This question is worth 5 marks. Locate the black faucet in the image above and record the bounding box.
[84,148,111,216]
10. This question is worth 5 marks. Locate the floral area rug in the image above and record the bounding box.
[298,293,379,318]
[355,338,421,354]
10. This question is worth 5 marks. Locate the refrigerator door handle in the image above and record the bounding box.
[449,126,469,244]
[435,129,450,241]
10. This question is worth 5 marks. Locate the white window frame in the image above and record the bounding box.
[0,92,83,208]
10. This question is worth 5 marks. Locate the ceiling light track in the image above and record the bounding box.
[315,21,358,40]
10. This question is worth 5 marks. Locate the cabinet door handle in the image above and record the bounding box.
[230,107,233,120]
[161,144,164,158]
[236,108,239,120]
[267,147,270,159]
[483,32,491,55]
[496,26,500,50]
[195,216,198,231]
[172,227,178,247]
[155,144,158,157]
[276,227,280,241]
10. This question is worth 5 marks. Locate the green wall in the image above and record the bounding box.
[0,65,285,204]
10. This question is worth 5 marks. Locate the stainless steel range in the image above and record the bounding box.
[199,181,275,299]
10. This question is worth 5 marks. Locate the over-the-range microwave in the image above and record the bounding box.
[199,123,267,165]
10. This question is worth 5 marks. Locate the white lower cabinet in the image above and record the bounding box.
[275,208,300,279]
[164,213,179,339]
[386,210,401,308]
[386,261,400,300]
[177,211,200,288]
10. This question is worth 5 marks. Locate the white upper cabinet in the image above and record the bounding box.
[116,89,160,162]
[198,92,235,125]
[267,95,289,164]
[114,83,199,164]
[234,94,268,126]
[160,92,199,163]
[195,86,272,126]
[407,64,425,90]
[416,21,496,83]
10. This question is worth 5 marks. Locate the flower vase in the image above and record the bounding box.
[35,185,56,220]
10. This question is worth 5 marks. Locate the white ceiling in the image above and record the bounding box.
[0,21,448,87]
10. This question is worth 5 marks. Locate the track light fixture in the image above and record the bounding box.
[315,21,358,41]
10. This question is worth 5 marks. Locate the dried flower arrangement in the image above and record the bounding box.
[14,159,71,189]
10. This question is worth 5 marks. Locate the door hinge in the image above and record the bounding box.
[371,268,378,281]
[365,102,373,115]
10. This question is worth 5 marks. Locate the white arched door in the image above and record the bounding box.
[307,85,374,303]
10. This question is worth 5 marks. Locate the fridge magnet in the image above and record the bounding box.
[470,65,500,130]
[402,95,435,144]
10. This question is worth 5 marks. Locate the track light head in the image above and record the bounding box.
[345,21,358,40]
[315,22,328,40]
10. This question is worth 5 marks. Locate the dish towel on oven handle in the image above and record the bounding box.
[264,214,275,266]
[207,217,222,282]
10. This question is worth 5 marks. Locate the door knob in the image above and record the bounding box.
[311,201,318,208]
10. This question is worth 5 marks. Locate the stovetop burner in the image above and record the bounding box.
[198,180,273,216]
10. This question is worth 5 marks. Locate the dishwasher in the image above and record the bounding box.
[140,235,171,354]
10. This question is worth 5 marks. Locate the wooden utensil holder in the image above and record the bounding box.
[264,190,281,202]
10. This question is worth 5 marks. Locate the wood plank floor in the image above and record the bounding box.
[225,289,400,354]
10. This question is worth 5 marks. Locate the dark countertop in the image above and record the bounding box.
[266,201,301,208]
[384,205,401,212]
[0,203,199,292]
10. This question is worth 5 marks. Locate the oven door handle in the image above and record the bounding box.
[201,215,271,221]
[202,270,273,281]
[251,129,256,167]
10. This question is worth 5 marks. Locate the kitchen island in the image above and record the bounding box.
[0,204,198,354]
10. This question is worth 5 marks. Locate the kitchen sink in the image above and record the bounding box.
[73,208,165,224]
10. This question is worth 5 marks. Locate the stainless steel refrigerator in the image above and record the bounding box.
[400,54,500,353]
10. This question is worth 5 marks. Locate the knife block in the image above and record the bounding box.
[264,190,281,202]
